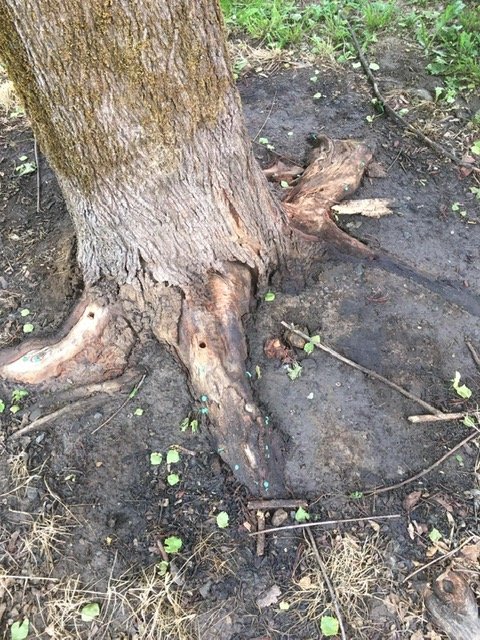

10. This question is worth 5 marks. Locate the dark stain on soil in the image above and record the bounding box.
[1,60,479,639]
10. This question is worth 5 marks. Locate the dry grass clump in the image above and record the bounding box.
[285,530,392,639]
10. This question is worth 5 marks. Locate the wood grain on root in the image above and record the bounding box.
[425,570,480,640]
[155,264,286,496]
[0,296,134,387]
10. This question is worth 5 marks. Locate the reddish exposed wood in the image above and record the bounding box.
[425,570,480,640]
[0,296,134,387]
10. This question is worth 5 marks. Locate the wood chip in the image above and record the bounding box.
[332,197,393,218]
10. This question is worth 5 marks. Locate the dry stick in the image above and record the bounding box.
[281,322,443,416]
[306,528,347,640]
[91,372,146,434]
[466,340,480,369]
[34,135,41,212]
[402,536,474,584]
[340,12,480,175]
[249,513,401,537]
[253,89,277,142]
[247,499,308,511]
[408,411,480,424]
[364,429,480,496]
[11,396,105,438]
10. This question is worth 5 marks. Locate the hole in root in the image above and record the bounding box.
[87,312,95,319]
[199,342,207,349]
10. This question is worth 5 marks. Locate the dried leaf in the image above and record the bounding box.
[256,585,281,609]
[264,338,293,362]
[458,542,480,567]
[367,161,387,178]
[403,490,422,512]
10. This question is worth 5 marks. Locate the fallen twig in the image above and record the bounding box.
[91,372,146,435]
[403,536,474,584]
[256,510,266,557]
[466,340,480,369]
[408,411,479,424]
[281,322,443,416]
[247,499,308,511]
[306,528,347,640]
[364,429,480,496]
[340,12,480,175]
[249,513,401,536]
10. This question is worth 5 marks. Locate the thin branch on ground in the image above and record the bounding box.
[11,396,104,438]
[364,429,480,496]
[249,514,401,537]
[281,322,443,416]
[306,528,347,640]
[91,372,146,435]
[34,135,41,213]
[340,12,480,175]
[466,340,480,369]
[253,89,277,142]
[408,411,480,424]
[402,536,475,584]
[247,499,308,510]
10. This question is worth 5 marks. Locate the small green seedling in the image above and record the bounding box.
[80,602,100,622]
[15,157,36,176]
[10,389,28,414]
[22,323,34,333]
[451,202,467,218]
[455,454,464,466]
[452,372,472,399]
[10,619,29,640]
[150,452,163,465]
[287,362,302,381]
[216,511,229,528]
[0,400,5,413]
[180,417,199,433]
[166,449,180,465]
[428,528,442,543]
[463,415,476,427]
[303,334,320,354]
[369,62,380,71]
[20,308,30,317]
[156,560,169,576]
[167,473,180,486]
[350,491,364,500]
[133,407,144,416]
[280,180,289,188]
[470,140,480,156]
[264,291,275,302]
[295,506,310,523]
[313,92,322,99]
[470,187,480,201]
[320,615,340,637]
[163,535,183,554]
[279,601,290,611]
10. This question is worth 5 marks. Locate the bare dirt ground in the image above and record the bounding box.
[1,44,479,640]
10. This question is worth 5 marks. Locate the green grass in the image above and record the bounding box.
[221,0,480,93]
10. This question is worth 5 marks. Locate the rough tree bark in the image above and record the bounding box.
[0,0,372,495]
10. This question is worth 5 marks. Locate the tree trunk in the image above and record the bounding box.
[0,0,373,495]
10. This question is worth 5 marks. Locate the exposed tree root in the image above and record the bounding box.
[0,295,135,387]
[424,570,480,640]
[283,136,375,259]
[155,263,287,496]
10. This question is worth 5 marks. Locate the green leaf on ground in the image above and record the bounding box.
[451,371,472,399]
[20,308,30,317]
[264,291,275,302]
[10,619,29,640]
[320,616,339,636]
[369,62,380,71]
[470,140,480,155]
[287,363,302,381]
[150,452,163,465]
[295,506,310,523]
[303,342,314,354]
[463,415,476,427]
[81,602,100,622]
[429,528,442,543]
[133,407,144,416]
[166,449,180,464]
[164,535,183,554]
[22,323,34,333]
[167,473,180,486]
[0,400,5,413]
[216,511,229,528]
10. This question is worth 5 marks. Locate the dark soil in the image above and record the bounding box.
[1,52,479,639]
